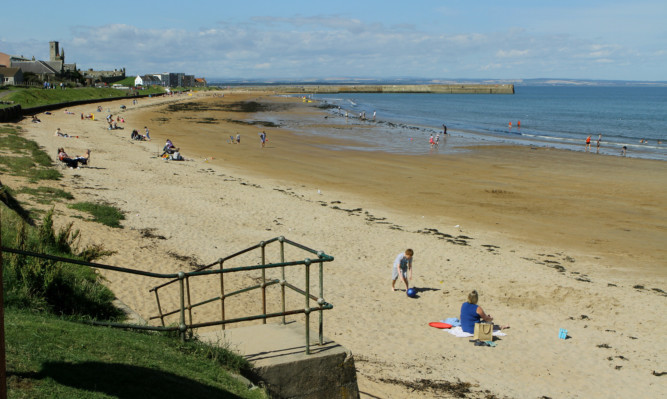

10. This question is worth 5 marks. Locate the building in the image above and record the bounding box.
[0,52,10,68]
[182,75,195,87]
[135,74,161,86]
[166,72,185,87]
[194,78,207,87]
[0,67,23,85]
[6,41,125,85]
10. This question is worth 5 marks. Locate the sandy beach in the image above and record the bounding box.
[9,91,667,398]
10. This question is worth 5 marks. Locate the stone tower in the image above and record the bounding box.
[49,41,64,62]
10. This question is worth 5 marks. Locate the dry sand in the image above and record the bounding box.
[9,91,667,398]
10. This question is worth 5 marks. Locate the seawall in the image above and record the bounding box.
[229,84,514,94]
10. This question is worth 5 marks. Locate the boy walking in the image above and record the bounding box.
[391,249,414,291]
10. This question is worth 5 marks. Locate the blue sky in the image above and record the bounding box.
[2,0,665,81]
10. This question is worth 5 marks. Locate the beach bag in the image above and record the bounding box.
[474,322,493,341]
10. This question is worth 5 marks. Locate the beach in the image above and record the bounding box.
[11,91,667,398]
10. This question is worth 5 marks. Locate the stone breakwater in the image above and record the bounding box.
[230,84,515,94]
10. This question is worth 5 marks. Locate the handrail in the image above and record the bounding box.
[1,236,334,354]
[149,236,334,354]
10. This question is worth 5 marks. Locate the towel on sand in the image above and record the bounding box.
[446,326,507,338]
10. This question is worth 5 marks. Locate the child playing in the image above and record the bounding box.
[391,249,414,291]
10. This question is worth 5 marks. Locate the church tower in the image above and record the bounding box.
[49,41,64,62]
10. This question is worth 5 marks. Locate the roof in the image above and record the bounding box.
[0,67,21,77]
[11,60,59,74]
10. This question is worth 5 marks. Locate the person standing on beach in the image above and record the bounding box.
[585,135,591,152]
[442,124,447,135]
[236,133,241,144]
[391,249,414,292]
[144,126,151,141]
[372,110,376,121]
[429,134,435,148]
[596,134,602,153]
[259,131,266,148]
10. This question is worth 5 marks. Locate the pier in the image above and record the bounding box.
[229,83,515,94]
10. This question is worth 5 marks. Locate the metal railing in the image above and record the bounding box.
[1,236,334,354]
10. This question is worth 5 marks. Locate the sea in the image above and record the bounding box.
[276,86,667,161]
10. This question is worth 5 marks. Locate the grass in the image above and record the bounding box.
[1,204,266,398]
[4,86,166,109]
[5,308,265,399]
[2,207,120,317]
[113,76,137,86]
[2,204,265,398]
[69,202,125,228]
[16,186,74,204]
[0,125,62,182]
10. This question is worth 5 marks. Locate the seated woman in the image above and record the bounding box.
[162,139,179,155]
[57,148,79,168]
[460,290,508,334]
[31,115,41,123]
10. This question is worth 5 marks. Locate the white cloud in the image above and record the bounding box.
[496,49,529,58]
[3,13,664,81]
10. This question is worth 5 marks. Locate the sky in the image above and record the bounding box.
[2,0,666,82]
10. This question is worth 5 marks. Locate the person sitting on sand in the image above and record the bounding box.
[31,115,41,123]
[162,139,179,156]
[57,148,79,168]
[460,290,509,334]
[130,129,145,141]
[229,135,236,144]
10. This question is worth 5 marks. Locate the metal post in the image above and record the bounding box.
[261,241,266,324]
[305,259,311,355]
[0,214,7,399]
[185,276,193,327]
[280,238,286,325]
[178,272,186,342]
[219,259,225,331]
[319,259,324,345]
[154,288,166,327]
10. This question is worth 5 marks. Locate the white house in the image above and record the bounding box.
[134,74,160,87]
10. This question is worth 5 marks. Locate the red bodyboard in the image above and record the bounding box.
[429,322,452,329]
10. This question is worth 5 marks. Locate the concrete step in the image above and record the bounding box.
[199,322,359,399]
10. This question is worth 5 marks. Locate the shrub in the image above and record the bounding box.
[2,208,121,320]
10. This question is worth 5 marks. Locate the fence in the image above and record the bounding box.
[1,236,334,354]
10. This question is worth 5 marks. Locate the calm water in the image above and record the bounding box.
[278,86,667,160]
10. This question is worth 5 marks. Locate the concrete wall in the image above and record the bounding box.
[226,84,514,95]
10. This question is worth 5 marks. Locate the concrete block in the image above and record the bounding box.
[199,322,360,399]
